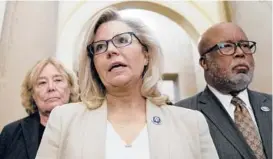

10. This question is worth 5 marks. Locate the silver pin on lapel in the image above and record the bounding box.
[261,106,270,112]
[152,116,161,125]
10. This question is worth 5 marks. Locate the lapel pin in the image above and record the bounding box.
[261,106,270,112]
[152,116,161,125]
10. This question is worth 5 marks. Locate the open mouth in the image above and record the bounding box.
[108,62,127,72]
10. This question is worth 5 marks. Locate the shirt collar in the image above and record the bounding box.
[207,85,251,109]
[207,85,232,111]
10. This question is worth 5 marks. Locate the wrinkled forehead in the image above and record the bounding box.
[207,24,248,45]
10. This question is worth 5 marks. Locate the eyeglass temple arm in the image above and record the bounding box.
[201,44,218,56]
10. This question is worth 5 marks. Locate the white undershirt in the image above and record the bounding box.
[207,85,259,129]
[105,121,150,159]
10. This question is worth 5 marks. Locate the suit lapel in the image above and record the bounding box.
[199,87,253,158]
[146,100,170,159]
[21,113,40,159]
[82,101,107,159]
[248,90,272,159]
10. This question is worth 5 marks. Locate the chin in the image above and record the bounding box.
[110,75,132,85]
[48,101,63,108]
[112,81,131,87]
[230,74,252,89]
[232,73,252,82]
[111,80,132,88]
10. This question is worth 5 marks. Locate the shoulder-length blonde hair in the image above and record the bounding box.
[21,57,80,115]
[78,7,169,109]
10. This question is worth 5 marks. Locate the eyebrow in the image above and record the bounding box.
[217,40,233,43]
[221,39,248,43]
[93,32,132,43]
[37,74,64,80]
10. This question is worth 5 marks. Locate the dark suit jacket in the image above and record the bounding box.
[175,87,272,159]
[0,112,41,159]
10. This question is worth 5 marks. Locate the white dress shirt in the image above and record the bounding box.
[105,121,150,159]
[207,85,258,129]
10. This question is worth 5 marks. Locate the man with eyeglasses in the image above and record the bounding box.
[175,22,272,159]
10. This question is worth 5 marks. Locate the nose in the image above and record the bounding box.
[233,45,245,58]
[106,41,120,58]
[47,81,56,92]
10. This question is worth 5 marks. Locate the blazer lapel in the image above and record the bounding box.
[199,87,253,158]
[82,101,107,159]
[146,100,170,159]
[248,90,272,159]
[21,113,40,159]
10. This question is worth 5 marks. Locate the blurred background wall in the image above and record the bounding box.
[0,1,271,130]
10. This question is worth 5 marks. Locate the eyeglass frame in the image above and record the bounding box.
[201,40,257,57]
[87,32,148,56]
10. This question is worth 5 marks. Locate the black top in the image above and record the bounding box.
[38,123,45,146]
[0,112,42,159]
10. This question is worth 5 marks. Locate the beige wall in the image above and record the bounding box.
[230,1,272,94]
[0,1,59,130]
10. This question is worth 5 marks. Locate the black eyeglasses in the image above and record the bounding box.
[87,32,148,56]
[202,40,257,56]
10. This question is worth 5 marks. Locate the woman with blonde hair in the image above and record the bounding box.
[0,57,79,159]
[36,7,218,159]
